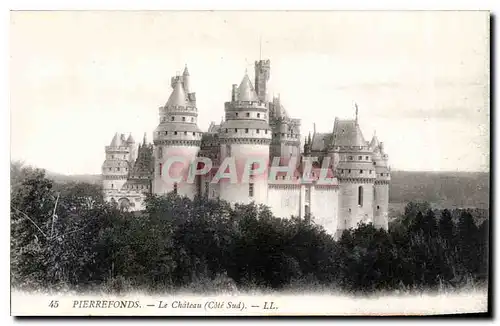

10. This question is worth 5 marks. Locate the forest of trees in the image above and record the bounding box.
[10,163,489,295]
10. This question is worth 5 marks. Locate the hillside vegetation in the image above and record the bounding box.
[389,170,489,209]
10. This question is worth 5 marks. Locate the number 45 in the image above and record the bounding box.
[49,300,59,308]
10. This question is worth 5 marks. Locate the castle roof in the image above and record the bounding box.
[332,120,366,147]
[237,74,259,102]
[126,134,135,144]
[183,65,190,76]
[110,133,123,147]
[166,79,187,107]
[271,96,289,119]
[207,122,221,133]
[370,134,380,150]
[311,133,332,152]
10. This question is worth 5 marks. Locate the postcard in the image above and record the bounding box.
[10,10,490,316]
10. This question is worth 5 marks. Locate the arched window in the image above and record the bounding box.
[173,182,178,195]
[158,147,163,159]
[358,186,363,207]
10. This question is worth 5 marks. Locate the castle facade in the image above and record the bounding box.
[101,59,391,237]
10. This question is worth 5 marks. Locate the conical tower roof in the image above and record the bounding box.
[183,65,190,76]
[370,133,380,149]
[166,79,187,107]
[110,133,121,147]
[237,73,259,102]
[332,120,366,147]
[126,134,135,144]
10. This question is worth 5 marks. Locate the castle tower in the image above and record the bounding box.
[218,72,272,205]
[269,95,301,165]
[254,59,270,102]
[102,133,131,201]
[371,133,390,230]
[126,133,138,164]
[153,66,202,198]
[182,65,190,94]
[332,109,377,236]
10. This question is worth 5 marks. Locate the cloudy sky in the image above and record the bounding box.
[10,11,489,174]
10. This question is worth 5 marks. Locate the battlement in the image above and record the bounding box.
[255,59,271,67]
[225,101,267,111]
[331,145,372,153]
[105,146,131,152]
[160,105,198,114]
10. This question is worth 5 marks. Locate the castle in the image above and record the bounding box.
[101,59,391,237]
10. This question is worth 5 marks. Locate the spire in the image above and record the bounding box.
[307,131,312,144]
[166,79,187,108]
[237,73,259,102]
[143,132,147,145]
[370,132,380,149]
[313,123,316,135]
[183,64,190,76]
[354,102,359,125]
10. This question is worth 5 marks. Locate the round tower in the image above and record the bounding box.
[333,115,377,233]
[182,65,190,94]
[102,133,131,200]
[371,134,390,230]
[218,72,272,205]
[153,66,202,199]
[126,133,137,164]
[269,95,302,165]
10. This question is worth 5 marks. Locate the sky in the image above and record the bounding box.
[10,11,490,174]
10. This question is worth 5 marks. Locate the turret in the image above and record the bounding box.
[333,105,377,234]
[303,132,312,156]
[153,66,202,198]
[268,94,301,165]
[371,133,390,230]
[218,71,272,205]
[254,59,270,102]
[102,133,131,200]
[126,133,137,164]
[182,65,190,94]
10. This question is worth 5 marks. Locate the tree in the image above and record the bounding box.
[438,209,454,245]
[11,167,57,288]
[457,210,479,275]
